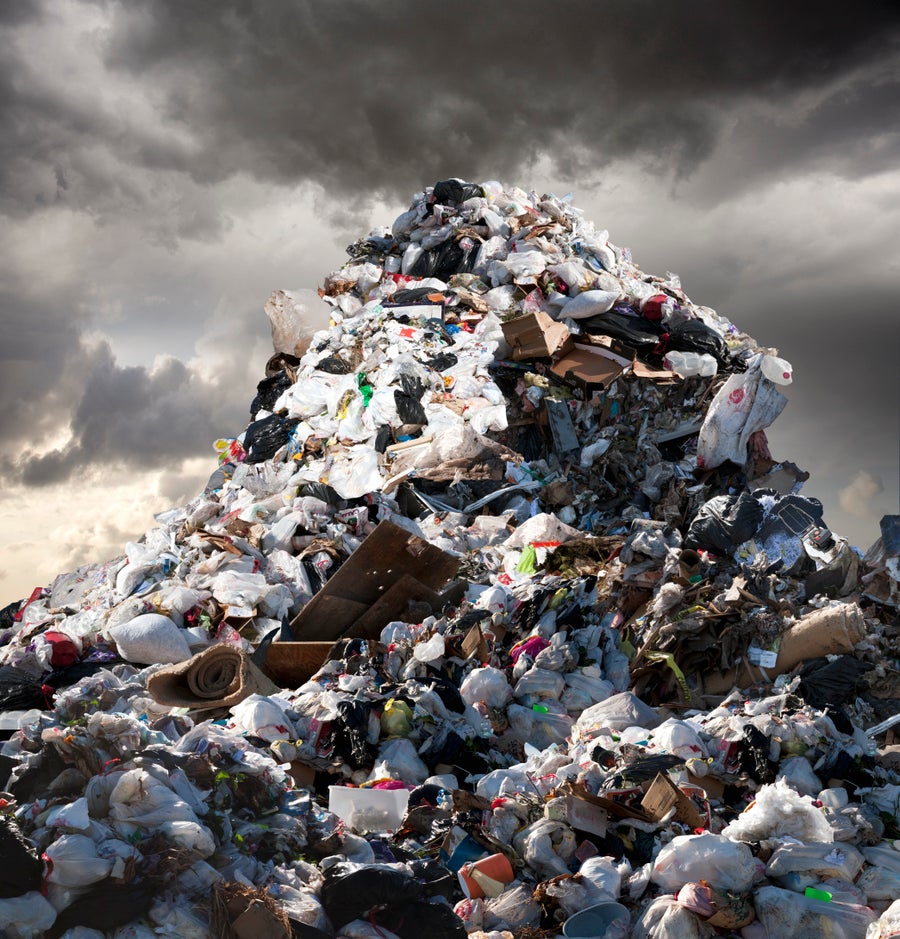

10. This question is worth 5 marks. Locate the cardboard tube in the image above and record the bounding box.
[704,602,867,694]
[774,602,866,673]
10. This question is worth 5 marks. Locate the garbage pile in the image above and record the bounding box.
[1,179,898,939]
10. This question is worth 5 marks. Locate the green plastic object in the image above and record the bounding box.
[805,887,832,902]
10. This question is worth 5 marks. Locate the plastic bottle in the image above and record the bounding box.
[664,350,718,377]
[761,354,793,384]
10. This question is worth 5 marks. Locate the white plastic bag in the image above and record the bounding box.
[696,356,788,469]
[108,613,192,665]
[461,667,512,708]
[0,891,58,937]
[651,834,760,893]
[45,833,114,887]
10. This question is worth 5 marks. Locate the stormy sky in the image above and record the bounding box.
[1,0,898,604]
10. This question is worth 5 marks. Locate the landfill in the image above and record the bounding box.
[1,178,898,939]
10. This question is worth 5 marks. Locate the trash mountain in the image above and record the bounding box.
[1,179,898,939]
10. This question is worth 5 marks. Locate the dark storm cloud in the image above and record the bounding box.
[95,0,899,199]
[2,0,897,228]
[16,340,247,486]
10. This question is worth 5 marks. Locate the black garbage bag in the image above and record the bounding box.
[394,374,427,425]
[408,239,477,280]
[738,724,777,784]
[243,413,299,464]
[433,179,483,206]
[320,865,423,929]
[667,319,729,363]
[0,666,51,712]
[47,880,155,938]
[330,700,376,770]
[685,492,764,556]
[580,311,663,351]
[425,352,458,372]
[387,287,440,306]
[389,900,467,939]
[797,656,872,710]
[0,816,43,898]
[250,370,293,417]
[315,355,353,375]
[0,599,22,631]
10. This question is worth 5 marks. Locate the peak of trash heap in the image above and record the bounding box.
[1,178,899,939]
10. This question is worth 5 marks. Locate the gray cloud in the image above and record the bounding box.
[16,340,247,486]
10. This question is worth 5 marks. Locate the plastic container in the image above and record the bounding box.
[664,350,718,377]
[328,786,409,834]
[761,354,793,384]
[563,901,630,938]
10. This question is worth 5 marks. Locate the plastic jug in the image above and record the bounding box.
[761,354,793,384]
[664,350,718,377]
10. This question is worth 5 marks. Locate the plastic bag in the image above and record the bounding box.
[559,288,619,319]
[866,898,900,938]
[513,819,577,879]
[651,834,760,893]
[0,815,44,898]
[685,492,764,556]
[370,737,429,784]
[108,613,192,665]
[321,866,422,929]
[44,833,114,887]
[243,413,298,463]
[460,667,512,708]
[767,842,864,883]
[696,357,788,469]
[633,894,717,939]
[0,891,58,937]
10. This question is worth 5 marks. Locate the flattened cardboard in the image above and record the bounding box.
[551,344,625,392]
[461,623,489,662]
[641,772,705,828]
[343,573,442,639]
[290,520,460,641]
[264,641,335,686]
[565,792,609,836]
[502,311,572,361]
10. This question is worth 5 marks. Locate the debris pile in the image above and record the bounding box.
[1,179,898,939]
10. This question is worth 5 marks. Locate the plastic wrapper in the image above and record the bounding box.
[722,778,835,843]
[755,884,876,938]
[575,692,662,738]
[482,884,541,930]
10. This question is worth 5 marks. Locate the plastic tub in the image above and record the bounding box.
[328,786,409,834]
[563,901,630,938]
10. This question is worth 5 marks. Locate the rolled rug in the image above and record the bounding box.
[147,642,279,711]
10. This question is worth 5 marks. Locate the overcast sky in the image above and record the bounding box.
[1,0,898,605]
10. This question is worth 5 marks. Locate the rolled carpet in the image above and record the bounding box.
[147,642,279,710]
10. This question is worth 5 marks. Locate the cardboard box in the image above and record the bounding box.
[640,773,705,828]
[501,311,572,360]
[551,344,625,392]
